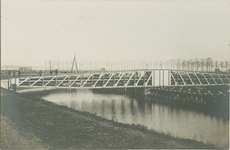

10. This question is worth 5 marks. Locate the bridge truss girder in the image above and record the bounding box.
[17,70,230,89]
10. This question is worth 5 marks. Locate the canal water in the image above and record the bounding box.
[38,89,228,148]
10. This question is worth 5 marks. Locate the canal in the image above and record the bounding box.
[32,88,228,148]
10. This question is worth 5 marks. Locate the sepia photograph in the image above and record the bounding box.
[1,0,229,149]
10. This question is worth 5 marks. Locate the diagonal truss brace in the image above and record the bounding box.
[145,72,152,86]
[216,74,224,84]
[223,74,230,82]
[92,74,103,87]
[103,73,114,87]
[186,73,194,85]
[125,72,134,86]
[135,74,143,86]
[44,76,56,87]
[202,74,210,85]
[69,75,81,87]
[30,77,43,87]
[209,74,217,85]
[114,73,124,87]
[178,72,186,85]
[18,78,29,86]
[81,74,92,87]
[193,73,202,85]
[57,76,68,87]
[171,73,177,85]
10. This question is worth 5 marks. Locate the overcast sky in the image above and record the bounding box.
[1,0,230,67]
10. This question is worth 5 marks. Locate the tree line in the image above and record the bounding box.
[45,58,230,72]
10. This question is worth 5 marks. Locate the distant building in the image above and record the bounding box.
[215,68,221,72]
[19,66,32,72]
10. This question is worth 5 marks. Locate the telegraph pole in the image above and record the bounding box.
[71,54,78,73]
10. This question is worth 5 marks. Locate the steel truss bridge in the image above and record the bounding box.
[16,69,230,89]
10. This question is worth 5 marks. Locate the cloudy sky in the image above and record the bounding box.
[1,0,230,67]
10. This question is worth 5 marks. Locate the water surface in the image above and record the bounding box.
[40,89,229,148]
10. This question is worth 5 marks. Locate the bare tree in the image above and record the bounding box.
[194,59,200,71]
[181,60,186,70]
[205,57,212,72]
[176,59,182,70]
[220,61,224,71]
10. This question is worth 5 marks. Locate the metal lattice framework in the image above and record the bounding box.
[17,69,230,89]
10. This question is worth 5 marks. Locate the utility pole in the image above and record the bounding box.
[71,54,78,73]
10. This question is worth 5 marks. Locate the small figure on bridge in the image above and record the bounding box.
[55,69,58,75]
[18,70,21,77]
[50,70,52,75]
[39,70,42,76]
[8,70,11,78]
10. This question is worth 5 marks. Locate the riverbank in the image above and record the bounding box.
[1,88,216,149]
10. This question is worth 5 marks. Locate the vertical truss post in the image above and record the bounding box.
[143,71,146,86]
[159,70,161,86]
[152,70,155,86]
[55,77,57,86]
[80,75,82,86]
[42,78,44,86]
[168,71,171,86]
[134,72,136,86]
[91,75,94,86]
[123,74,126,86]
[68,76,70,86]
[176,71,178,85]
[102,74,104,86]
[113,74,115,86]
[29,78,30,86]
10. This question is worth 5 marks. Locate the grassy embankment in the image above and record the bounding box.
[1,88,215,149]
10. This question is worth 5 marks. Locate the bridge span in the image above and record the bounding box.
[14,69,229,90]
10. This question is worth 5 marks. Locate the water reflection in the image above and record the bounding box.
[38,89,229,148]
